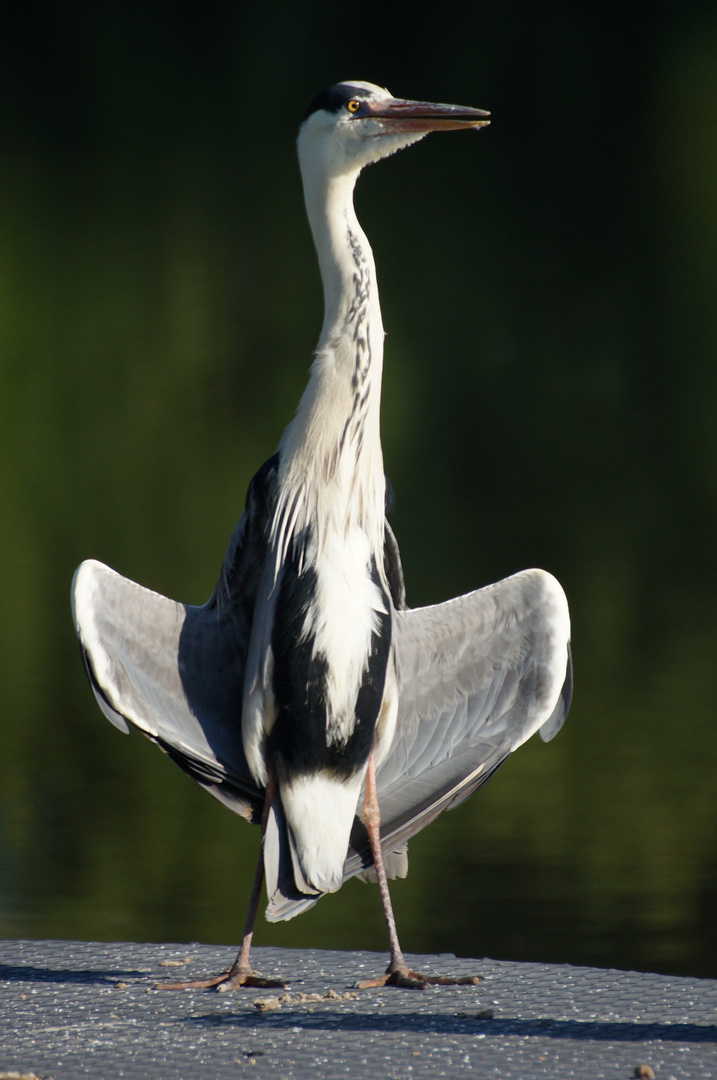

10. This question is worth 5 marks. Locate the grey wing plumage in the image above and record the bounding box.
[72,559,263,820]
[369,567,572,853]
[268,567,572,920]
[71,455,282,824]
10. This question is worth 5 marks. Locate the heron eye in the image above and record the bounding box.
[346,99,362,114]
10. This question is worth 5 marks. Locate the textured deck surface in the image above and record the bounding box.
[1,940,716,1079]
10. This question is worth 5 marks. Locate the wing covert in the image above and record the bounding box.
[346,568,572,878]
[72,558,263,820]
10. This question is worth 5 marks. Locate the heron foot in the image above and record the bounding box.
[157,965,286,992]
[357,964,481,990]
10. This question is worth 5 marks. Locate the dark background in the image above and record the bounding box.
[2,0,717,978]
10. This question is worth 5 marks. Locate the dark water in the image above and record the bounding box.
[2,4,717,978]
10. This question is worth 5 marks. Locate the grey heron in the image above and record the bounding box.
[72,80,572,991]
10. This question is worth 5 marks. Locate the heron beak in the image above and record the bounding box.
[365,97,490,133]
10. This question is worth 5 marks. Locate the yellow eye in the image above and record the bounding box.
[346,99,361,114]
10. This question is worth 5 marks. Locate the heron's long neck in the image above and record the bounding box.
[276,170,386,559]
[309,173,383,346]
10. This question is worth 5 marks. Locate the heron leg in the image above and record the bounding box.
[157,772,286,992]
[356,751,480,991]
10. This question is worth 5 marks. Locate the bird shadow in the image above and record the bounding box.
[186,1009,717,1044]
[0,963,146,985]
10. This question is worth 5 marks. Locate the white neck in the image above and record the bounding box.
[307,171,383,344]
[274,163,386,566]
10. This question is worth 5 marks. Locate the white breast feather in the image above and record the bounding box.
[305,526,386,744]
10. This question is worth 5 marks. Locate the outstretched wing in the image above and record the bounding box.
[71,455,282,823]
[72,559,261,820]
[370,567,572,851]
[268,567,572,921]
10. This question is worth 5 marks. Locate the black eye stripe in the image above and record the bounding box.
[304,84,371,121]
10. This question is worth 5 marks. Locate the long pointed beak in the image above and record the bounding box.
[365,96,490,133]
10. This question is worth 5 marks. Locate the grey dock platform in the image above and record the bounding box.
[1,940,716,1079]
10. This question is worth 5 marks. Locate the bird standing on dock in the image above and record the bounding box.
[72,81,572,990]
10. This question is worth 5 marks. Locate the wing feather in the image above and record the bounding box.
[72,558,263,820]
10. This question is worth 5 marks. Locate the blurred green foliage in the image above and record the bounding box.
[2,2,717,977]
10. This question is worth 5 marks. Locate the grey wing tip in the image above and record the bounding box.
[79,644,131,734]
[356,843,409,883]
[540,642,573,742]
[265,893,321,923]
[72,560,131,734]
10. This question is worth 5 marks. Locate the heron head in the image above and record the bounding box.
[297,81,490,183]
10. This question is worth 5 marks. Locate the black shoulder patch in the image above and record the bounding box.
[214,451,280,604]
[247,451,280,509]
[384,522,406,610]
[384,473,396,514]
[303,83,371,121]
